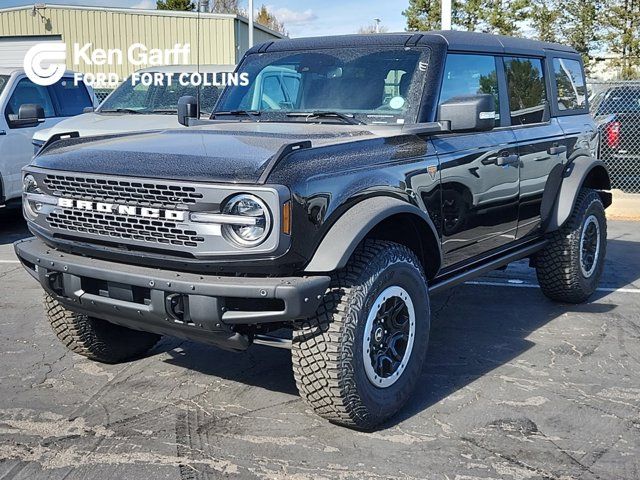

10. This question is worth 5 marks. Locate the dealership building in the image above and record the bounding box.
[0,4,283,86]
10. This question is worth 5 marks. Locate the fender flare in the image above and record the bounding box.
[304,196,442,275]
[546,157,611,232]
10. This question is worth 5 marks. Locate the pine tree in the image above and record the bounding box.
[530,0,561,42]
[156,0,195,11]
[561,0,601,63]
[602,0,640,78]
[454,0,484,31]
[482,0,530,36]
[403,0,443,30]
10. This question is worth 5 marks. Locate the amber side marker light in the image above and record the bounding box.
[282,201,292,235]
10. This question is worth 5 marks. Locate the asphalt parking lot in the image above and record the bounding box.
[0,207,639,480]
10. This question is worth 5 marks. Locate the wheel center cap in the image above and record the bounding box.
[373,327,384,343]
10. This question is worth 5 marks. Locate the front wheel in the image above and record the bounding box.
[535,188,607,303]
[292,240,430,430]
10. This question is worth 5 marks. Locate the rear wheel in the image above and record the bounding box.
[45,294,160,363]
[535,188,607,303]
[292,240,430,430]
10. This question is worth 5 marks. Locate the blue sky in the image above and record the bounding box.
[0,1,411,37]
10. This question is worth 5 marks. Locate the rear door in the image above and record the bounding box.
[433,53,520,268]
[503,56,567,239]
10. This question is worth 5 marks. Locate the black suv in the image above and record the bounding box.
[15,32,612,430]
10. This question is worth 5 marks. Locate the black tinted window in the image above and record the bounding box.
[439,54,500,120]
[504,57,547,125]
[553,58,586,111]
[49,79,93,116]
[6,78,55,118]
[595,87,640,115]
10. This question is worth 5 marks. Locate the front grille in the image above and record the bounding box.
[43,174,204,209]
[31,169,283,258]
[47,209,205,247]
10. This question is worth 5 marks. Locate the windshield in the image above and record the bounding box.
[99,73,223,114]
[594,87,640,115]
[0,75,8,96]
[215,47,430,125]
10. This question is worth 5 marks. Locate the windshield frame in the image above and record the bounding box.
[214,46,432,126]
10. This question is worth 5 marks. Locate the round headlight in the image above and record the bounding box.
[23,174,43,219]
[221,194,271,247]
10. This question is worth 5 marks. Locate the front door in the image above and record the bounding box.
[434,53,520,268]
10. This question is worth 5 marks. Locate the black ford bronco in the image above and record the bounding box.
[15,31,611,430]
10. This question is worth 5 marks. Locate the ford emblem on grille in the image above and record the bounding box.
[57,198,186,221]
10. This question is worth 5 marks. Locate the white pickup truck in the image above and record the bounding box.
[32,64,235,151]
[0,67,97,208]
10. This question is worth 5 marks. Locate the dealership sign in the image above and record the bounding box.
[24,42,191,87]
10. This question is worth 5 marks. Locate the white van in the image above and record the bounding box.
[33,64,235,151]
[0,68,97,208]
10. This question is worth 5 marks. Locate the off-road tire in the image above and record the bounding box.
[535,188,607,303]
[45,294,161,363]
[292,240,430,430]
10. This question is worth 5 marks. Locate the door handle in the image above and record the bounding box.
[496,154,520,166]
[547,145,567,155]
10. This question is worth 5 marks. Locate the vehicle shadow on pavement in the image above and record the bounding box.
[158,338,300,396]
[0,208,30,245]
[387,288,618,428]
[155,236,637,428]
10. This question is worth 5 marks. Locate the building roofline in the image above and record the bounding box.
[0,4,286,39]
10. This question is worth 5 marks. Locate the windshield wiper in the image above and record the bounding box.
[150,109,177,114]
[212,110,261,122]
[286,111,365,125]
[99,108,147,114]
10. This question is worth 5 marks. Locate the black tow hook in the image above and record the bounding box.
[45,272,64,296]
[166,293,187,322]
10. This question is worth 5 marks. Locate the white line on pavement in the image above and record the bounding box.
[465,280,640,294]
[0,260,19,264]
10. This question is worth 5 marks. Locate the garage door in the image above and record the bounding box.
[0,35,63,68]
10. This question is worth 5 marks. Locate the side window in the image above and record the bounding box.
[281,75,301,105]
[5,78,55,119]
[260,75,287,110]
[439,54,500,122]
[553,58,587,112]
[48,79,93,117]
[504,57,547,125]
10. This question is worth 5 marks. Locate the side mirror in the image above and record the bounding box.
[177,96,198,127]
[10,104,45,128]
[438,94,496,132]
[83,106,95,113]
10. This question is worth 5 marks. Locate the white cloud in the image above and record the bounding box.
[269,7,317,25]
[131,0,155,9]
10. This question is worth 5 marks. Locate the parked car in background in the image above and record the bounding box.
[591,84,640,192]
[0,67,96,209]
[33,64,235,150]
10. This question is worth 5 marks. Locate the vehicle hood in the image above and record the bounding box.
[33,113,183,142]
[32,122,382,183]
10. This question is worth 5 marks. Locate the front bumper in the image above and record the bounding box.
[15,237,330,351]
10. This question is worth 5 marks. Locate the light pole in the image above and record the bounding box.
[441,0,452,30]
[374,18,381,33]
[248,0,254,48]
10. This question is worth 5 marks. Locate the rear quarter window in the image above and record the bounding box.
[553,58,587,112]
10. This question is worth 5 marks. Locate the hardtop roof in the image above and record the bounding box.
[249,31,579,57]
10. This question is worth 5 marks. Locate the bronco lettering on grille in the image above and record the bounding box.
[57,198,186,221]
